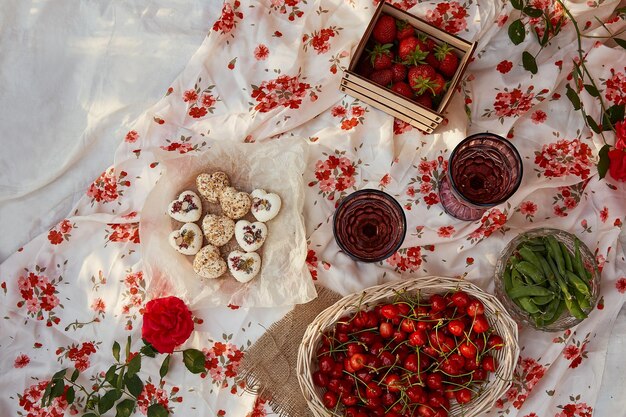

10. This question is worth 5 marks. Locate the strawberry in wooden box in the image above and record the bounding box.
[340,2,476,134]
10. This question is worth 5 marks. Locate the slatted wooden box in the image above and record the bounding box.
[340,2,476,133]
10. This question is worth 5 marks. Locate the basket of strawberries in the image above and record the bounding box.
[296,277,519,417]
[340,2,476,133]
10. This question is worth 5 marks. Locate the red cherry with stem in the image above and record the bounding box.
[380,304,400,320]
[347,342,364,357]
[428,392,449,409]
[403,353,420,373]
[447,319,465,337]
[312,370,329,387]
[392,329,407,344]
[426,372,443,390]
[379,322,394,339]
[323,391,338,408]
[369,341,385,355]
[397,302,411,317]
[344,357,356,373]
[379,351,396,368]
[336,316,353,333]
[487,334,504,350]
[466,299,485,318]
[473,368,487,381]
[433,408,448,417]
[349,353,367,371]
[383,374,402,392]
[451,291,470,310]
[400,318,418,333]
[464,357,480,371]
[342,395,359,406]
[472,315,490,334]
[319,356,334,373]
[448,353,466,369]
[482,355,497,372]
[458,340,477,359]
[417,404,436,417]
[409,330,428,347]
[356,368,373,383]
[406,385,426,403]
[381,391,397,406]
[327,378,340,392]
[329,363,344,379]
[353,311,369,328]
[336,332,349,343]
[366,382,383,398]
[430,294,447,312]
[454,388,472,404]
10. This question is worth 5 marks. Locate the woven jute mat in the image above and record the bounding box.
[240,285,341,417]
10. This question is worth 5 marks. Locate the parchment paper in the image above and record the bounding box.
[139,138,316,308]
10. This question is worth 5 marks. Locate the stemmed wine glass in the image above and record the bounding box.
[438,133,523,221]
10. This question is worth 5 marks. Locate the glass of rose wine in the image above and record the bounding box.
[333,189,406,262]
[438,133,523,221]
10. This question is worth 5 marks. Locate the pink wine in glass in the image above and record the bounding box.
[333,189,406,262]
[439,133,523,221]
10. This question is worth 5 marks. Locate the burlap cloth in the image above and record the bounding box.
[240,285,341,417]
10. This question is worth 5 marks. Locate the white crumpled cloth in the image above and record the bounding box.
[2,1,626,416]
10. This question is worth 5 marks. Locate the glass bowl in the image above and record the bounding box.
[494,228,600,332]
[333,189,406,263]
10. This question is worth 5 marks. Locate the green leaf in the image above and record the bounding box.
[115,399,136,417]
[183,349,206,374]
[66,386,75,404]
[125,335,132,361]
[603,104,625,129]
[586,115,601,133]
[615,38,626,50]
[98,389,122,415]
[50,379,65,399]
[41,383,52,406]
[105,365,118,383]
[125,374,144,398]
[147,403,169,417]
[523,6,542,17]
[112,341,121,362]
[511,0,524,10]
[160,355,171,379]
[127,355,141,378]
[508,19,526,45]
[598,144,611,179]
[522,51,538,74]
[70,369,80,382]
[83,414,98,417]
[583,84,599,97]
[140,342,157,358]
[566,84,581,110]
[51,368,67,381]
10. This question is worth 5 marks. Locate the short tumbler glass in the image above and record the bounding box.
[439,133,523,221]
[333,189,406,263]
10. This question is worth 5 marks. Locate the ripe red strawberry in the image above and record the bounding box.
[369,69,394,86]
[391,63,407,82]
[391,82,413,99]
[414,93,433,109]
[435,43,459,78]
[430,72,446,95]
[398,37,429,66]
[408,64,436,91]
[418,35,437,52]
[372,14,396,44]
[425,53,440,70]
[369,43,394,70]
[396,20,414,40]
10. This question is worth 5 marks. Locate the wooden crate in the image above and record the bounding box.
[340,2,476,133]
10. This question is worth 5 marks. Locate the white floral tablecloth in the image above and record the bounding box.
[2,1,626,417]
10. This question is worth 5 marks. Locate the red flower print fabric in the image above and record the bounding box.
[3,1,626,417]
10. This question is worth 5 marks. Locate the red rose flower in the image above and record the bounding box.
[142,296,194,353]
[608,148,626,181]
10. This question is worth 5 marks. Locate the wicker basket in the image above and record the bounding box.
[296,276,520,417]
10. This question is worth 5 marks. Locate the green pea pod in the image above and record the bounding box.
[540,297,560,320]
[565,270,590,297]
[532,294,554,305]
[543,299,566,325]
[560,242,574,272]
[545,236,566,275]
[574,287,591,310]
[507,285,553,299]
[539,257,559,291]
[518,296,540,314]
[556,276,587,320]
[519,247,543,270]
[511,268,525,287]
[573,239,587,280]
[504,266,514,293]
[525,243,547,253]
[515,261,545,285]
